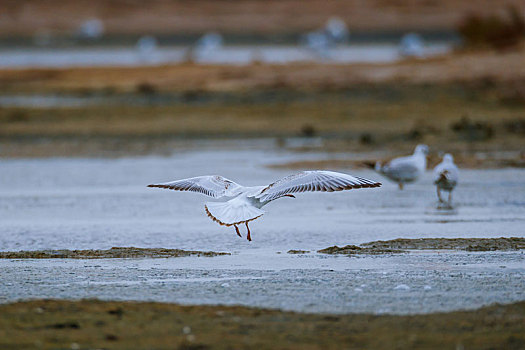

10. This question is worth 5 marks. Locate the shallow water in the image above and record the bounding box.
[1,146,524,313]
[0,43,451,68]
[1,148,523,251]
[1,252,524,314]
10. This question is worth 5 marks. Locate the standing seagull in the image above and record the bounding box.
[365,144,428,190]
[148,171,381,241]
[433,153,459,204]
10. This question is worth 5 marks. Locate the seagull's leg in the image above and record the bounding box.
[234,225,242,238]
[398,182,404,190]
[448,191,453,205]
[245,222,252,242]
[437,187,443,203]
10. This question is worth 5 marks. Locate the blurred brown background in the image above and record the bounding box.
[0,0,524,164]
[1,0,524,35]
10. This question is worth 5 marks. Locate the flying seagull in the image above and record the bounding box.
[433,153,459,204]
[148,171,381,241]
[365,144,428,190]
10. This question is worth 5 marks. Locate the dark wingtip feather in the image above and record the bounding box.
[147,184,171,189]
[355,176,382,188]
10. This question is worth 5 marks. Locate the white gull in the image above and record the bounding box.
[367,144,428,190]
[148,170,381,241]
[433,153,459,204]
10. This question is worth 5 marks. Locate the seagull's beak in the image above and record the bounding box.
[283,194,296,198]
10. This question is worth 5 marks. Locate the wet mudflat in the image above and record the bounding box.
[1,299,524,350]
[362,237,525,251]
[318,237,525,255]
[0,247,229,259]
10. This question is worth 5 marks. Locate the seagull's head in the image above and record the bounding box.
[414,144,429,156]
[443,153,454,162]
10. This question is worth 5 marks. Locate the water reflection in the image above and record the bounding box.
[433,203,458,214]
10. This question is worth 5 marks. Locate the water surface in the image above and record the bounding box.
[1,147,523,313]
[0,43,451,68]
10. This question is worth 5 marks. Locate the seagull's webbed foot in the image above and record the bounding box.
[234,224,242,238]
[398,182,404,190]
[245,222,252,242]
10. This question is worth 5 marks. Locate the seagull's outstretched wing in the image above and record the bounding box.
[256,170,381,202]
[148,175,242,198]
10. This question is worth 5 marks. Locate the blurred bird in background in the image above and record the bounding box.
[433,153,459,205]
[365,144,428,190]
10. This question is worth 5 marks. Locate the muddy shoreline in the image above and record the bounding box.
[0,247,230,259]
[0,299,523,349]
[318,237,525,255]
[1,82,524,160]
[361,237,525,251]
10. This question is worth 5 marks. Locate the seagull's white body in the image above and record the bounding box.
[372,144,428,190]
[148,170,381,241]
[433,153,459,204]
[399,33,424,58]
[190,32,223,62]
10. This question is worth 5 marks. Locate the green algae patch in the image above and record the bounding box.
[0,299,524,350]
[0,247,230,259]
[287,250,310,254]
[362,237,525,251]
[318,245,404,255]
[318,237,525,255]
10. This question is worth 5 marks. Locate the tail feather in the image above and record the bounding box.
[205,201,265,227]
